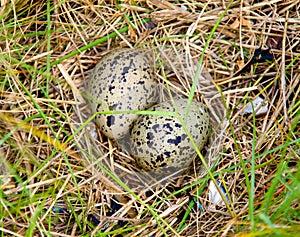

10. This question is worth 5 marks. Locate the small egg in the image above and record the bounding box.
[87,48,159,140]
[130,99,210,172]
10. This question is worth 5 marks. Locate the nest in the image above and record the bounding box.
[0,0,299,236]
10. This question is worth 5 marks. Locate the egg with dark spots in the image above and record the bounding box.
[130,99,210,172]
[86,48,159,140]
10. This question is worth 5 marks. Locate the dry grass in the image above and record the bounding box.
[0,0,299,236]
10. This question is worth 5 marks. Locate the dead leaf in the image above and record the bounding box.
[230,18,240,29]
[230,17,252,29]
[128,26,136,39]
[236,60,245,70]
[241,18,252,27]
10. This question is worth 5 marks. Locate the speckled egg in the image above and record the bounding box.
[87,48,159,140]
[130,99,210,172]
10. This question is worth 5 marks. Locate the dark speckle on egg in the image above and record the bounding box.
[106,115,115,127]
[167,136,182,145]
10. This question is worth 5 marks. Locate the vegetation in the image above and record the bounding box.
[0,0,299,236]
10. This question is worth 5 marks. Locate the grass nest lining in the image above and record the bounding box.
[0,0,299,236]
